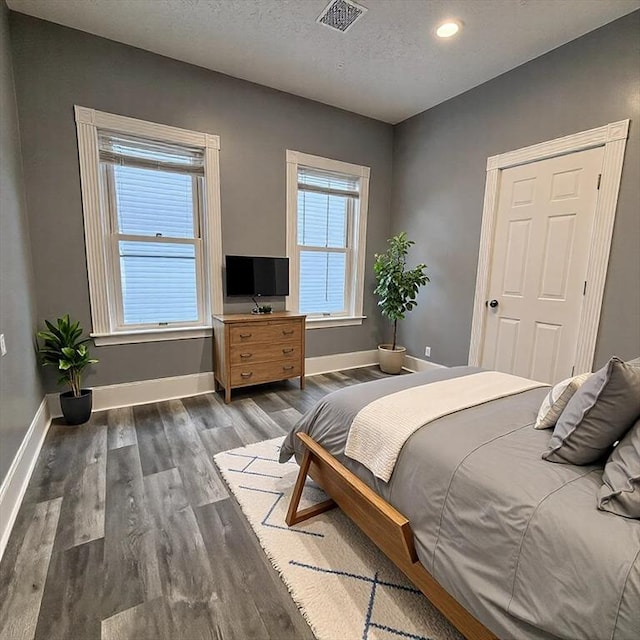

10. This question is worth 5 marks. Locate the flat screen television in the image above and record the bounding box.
[225,255,289,297]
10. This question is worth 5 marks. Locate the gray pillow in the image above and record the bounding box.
[598,418,640,518]
[542,357,640,464]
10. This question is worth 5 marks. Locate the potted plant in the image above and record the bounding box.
[374,232,429,374]
[37,315,98,425]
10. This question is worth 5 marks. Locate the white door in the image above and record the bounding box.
[480,147,604,383]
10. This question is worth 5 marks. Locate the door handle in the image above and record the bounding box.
[486,299,499,308]
[240,352,252,359]
[282,347,294,354]
[239,333,252,338]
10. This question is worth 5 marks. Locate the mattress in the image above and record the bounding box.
[280,366,640,640]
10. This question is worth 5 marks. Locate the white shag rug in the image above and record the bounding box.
[214,438,463,640]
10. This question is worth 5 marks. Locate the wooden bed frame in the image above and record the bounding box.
[286,432,498,640]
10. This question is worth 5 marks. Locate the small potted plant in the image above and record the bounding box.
[37,315,98,425]
[374,232,429,374]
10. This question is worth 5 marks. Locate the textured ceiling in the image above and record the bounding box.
[8,0,640,123]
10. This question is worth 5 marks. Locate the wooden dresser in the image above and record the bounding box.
[212,312,306,403]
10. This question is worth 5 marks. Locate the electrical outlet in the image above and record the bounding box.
[0,334,6,357]
[424,346,431,358]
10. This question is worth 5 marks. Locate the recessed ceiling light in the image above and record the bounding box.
[436,21,461,38]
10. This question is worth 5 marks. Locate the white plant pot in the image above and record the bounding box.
[378,344,406,374]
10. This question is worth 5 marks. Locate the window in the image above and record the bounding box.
[75,107,222,345]
[286,151,369,328]
[100,134,204,327]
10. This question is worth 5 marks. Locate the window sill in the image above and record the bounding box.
[305,315,366,330]
[91,326,212,346]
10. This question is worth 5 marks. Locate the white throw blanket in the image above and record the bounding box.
[345,371,547,481]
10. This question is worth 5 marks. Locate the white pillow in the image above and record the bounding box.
[534,373,590,429]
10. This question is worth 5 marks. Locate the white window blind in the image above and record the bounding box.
[99,132,205,328]
[99,132,204,174]
[296,167,359,315]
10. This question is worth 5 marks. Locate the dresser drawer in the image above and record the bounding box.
[230,360,302,387]
[229,321,301,346]
[230,342,301,366]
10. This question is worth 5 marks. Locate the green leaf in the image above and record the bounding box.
[44,319,59,334]
[373,232,429,339]
[36,315,97,389]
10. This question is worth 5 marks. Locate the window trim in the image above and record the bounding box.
[90,326,212,346]
[285,150,370,327]
[74,106,223,344]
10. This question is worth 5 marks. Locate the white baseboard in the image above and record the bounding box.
[305,349,379,375]
[47,351,389,416]
[0,397,51,563]
[47,371,215,417]
[403,354,445,373]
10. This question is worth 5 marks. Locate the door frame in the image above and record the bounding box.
[468,119,629,375]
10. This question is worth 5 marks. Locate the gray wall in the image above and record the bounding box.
[9,13,393,390]
[392,11,640,369]
[0,3,43,484]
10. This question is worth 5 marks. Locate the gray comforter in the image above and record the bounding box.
[280,367,640,640]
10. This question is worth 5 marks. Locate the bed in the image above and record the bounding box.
[279,366,640,640]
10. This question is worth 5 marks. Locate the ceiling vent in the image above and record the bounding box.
[317,0,368,34]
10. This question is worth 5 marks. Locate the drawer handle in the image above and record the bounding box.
[239,333,252,339]
[282,365,295,371]
[240,352,252,359]
[282,329,294,335]
[240,372,253,378]
[282,347,294,354]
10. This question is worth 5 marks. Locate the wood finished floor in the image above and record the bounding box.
[0,366,394,640]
